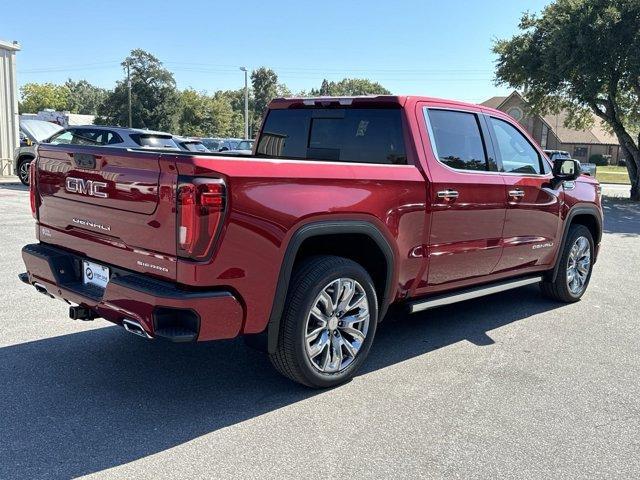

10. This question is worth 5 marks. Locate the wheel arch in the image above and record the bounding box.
[550,205,602,282]
[17,153,35,166]
[266,220,396,354]
[15,152,36,169]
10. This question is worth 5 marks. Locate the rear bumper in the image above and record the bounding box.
[20,243,244,341]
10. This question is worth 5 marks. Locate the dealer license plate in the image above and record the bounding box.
[82,260,110,289]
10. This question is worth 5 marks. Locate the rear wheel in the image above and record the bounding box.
[540,224,594,302]
[18,158,31,186]
[269,256,378,388]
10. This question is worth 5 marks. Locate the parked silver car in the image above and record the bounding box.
[47,126,180,150]
[173,136,210,153]
[200,137,243,152]
[222,139,255,156]
[15,124,180,186]
[14,119,64,185]
[544,149,597,176]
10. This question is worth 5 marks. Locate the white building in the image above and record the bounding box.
[0,39,20,176]
[24,110,95,128]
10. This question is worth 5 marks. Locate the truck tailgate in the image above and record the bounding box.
[35,144,178,280]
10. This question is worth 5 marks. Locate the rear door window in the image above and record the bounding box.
[425,109,491,171]
[257,108,406,164]
[72,129,105,146]
[48,130,75,144]
[104,131,124,145]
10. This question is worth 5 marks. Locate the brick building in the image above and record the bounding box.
[482,91,622,165]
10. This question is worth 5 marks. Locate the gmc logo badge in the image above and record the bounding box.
[65,178,108,198]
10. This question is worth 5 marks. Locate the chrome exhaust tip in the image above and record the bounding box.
[34,282,51,296]
[122,318,153,339]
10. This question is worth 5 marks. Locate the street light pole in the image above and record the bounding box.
[126,59,132,128]
[240,67,248,139]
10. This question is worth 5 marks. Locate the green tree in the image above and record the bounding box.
[19,83,69,113]
[97,49,180,131]
[64,79,108,115]
[251,67,280,133]
[493,0,640,200]
[178,89,213,136]
[178,88,242,137]
[213,89,248,137]
[310,78,391,96]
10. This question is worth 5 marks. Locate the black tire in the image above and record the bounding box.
[540,224,594,302]
[269,255,378,388]
[17,158,32,186]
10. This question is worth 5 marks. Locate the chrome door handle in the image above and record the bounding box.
[437,189,459,200]
[508,189,525,198]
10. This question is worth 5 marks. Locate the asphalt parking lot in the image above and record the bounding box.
[1,183,638,479]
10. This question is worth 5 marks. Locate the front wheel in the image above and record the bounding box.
[17,158,31,186]
[540,224,594,302]
[269,256,378,388]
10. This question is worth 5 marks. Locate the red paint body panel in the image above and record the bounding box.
[22,95,602,341]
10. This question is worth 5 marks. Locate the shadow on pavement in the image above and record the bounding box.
[0,183,28,192]
[602,197,640,236]
[1,285,559,478]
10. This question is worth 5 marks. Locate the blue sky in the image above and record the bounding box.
[1,0,550,103]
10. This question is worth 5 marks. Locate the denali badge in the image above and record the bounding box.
[65,177,108,198]
[532,242,554,250]
[72,218,111,232]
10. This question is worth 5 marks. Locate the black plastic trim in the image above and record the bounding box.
[266,220,395,354]
[550,205,602,282]
[22,243,234,302]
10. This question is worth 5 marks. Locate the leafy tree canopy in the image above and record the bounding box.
[97,49,180,132]
[310,78,391,96]
[494,0,640,199]
[64,79,108,115]
[178,88,243,138]
[19,83,69,113]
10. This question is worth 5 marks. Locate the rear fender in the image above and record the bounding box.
[266,220,395,354]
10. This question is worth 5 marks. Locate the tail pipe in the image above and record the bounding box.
[122,318,153,339]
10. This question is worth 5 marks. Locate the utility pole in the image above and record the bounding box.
[127,59,132,128]
[240,66,248,139]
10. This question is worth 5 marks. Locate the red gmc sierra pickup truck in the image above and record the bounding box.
[20,96,602,388]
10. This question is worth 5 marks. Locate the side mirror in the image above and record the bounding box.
[552,158,581,182]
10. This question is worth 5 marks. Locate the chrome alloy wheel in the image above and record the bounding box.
[304,278,370,373]
[566,236,591,296]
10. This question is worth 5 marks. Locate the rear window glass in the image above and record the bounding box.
[131,134,178,149]
[426,109,489,171]
[256,108,406,164]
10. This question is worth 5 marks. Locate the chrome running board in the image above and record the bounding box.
[408,276,543,314]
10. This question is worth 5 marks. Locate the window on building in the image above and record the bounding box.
[573,146,588,158]
[506,107,523,122]
[541,125,548,149]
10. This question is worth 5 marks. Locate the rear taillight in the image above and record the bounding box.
[177,179,226,259]
[29,161,38,219]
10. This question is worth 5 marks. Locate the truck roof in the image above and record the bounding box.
[269,95,493,112]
